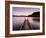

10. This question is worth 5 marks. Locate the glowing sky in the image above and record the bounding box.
[12,7,40,16]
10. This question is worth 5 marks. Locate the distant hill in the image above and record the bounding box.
[13,15,27,17]
[28,11,40,17]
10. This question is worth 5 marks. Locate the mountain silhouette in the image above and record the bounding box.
[28,11,40,17]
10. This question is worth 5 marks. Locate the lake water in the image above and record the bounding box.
[12,17,40,30]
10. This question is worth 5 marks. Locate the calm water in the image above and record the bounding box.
[13,17,40,30]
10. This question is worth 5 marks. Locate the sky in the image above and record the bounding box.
[12,7,40,16]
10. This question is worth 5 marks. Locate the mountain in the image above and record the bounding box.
[31,11,40,17]
[28,11,40,17]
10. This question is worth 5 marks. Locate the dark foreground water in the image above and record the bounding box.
[13,17,40,31]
